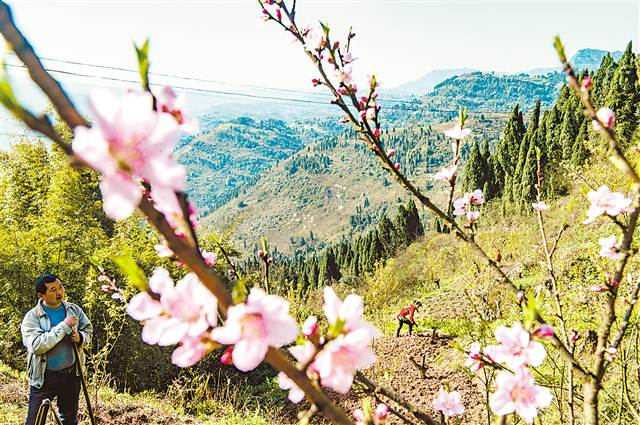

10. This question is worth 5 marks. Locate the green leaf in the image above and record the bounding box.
[133,39,150,89]
[232,277,249,304]
[261,237,269,255]
[112,253,147,292]
[524,294,537,328]
[553,36,566,63]
[0,61,27,121]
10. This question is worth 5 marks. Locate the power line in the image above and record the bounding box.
[4,62,513,115]
[31,55,420,105]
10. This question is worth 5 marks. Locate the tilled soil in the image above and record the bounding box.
[284,331,484,424]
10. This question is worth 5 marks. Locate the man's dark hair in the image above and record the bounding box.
[35,273,61,295]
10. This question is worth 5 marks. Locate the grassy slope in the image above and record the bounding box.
[0,362,272,425]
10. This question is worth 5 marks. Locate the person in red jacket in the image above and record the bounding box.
[396,300,422,337]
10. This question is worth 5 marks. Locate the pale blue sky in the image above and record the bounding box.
[4,0,639,91]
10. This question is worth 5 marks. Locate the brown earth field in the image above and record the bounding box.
[283,331,484,425]
[1,333,483,425]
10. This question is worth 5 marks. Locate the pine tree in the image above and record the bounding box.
[560,107,579,160]
[571,117,590,166]
[605,42,639,144]
[318,249,341,287]
[519,131,539,210]
[462,142,486,193]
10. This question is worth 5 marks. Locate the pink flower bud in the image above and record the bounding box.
[593,107,616,130]
[220,347,234,365]
[372,128,381,138]
[569,330,580,342]
[101,285,111,293]
[353,408,366,422]
[311,78,321,86]
[394,163,401,170]
[333,41,339,49]
[604,346,618,362]
[387,148,396,158]
[532,324,555,339]
[302,316,318,337]
[275,8,282,20]
[266,257,273,265]
[98,275,109,282]
[590,284,608,293]
[257,249,264,258]
[375,404,389,422]
[581,76,593,91]
[339,117,348,124]
[337,87,348,95]
[372,91,379,99]
[516,291,524,303]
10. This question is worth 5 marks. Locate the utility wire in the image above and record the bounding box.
[5,62,511,115]
[6,53,518,113]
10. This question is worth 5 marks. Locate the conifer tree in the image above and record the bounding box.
[317,249,341,287]
[571,117,590,166]
[560,107,579,160]
[605,42,639,144]
[462,141,486,193]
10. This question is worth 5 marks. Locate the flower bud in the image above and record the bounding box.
[302,316,318,337]
[375,404,389,422]
[386,148,396,158]
[101,285,111,293]
[532,324,554,339]
[394,163,401,170]
[98,275,109,282]
[569,330,580,342]
[220,347,234,365]
[372,128,381,138]
[593,107,616,130]
[257,249,264,258]
[266,257,273,265]
[581,75,592,92]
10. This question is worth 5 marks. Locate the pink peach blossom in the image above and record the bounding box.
[584,186,632,224]
[490,369,552,424]
[598,235,621,260]
[453,198,468,216]
[432,165,457,182]
[155,86,199,134]
[465,342,483,372]
[277,341,315,403]
[154,243,174,258]
[211,288,298,371]
[484,323,546,369]
[444,123,471,140]
[467,211,480,223]
[72,90,184,221]
[323,287,380,338]
[432,389,465,417]
[532,201,549,211]
[313,329,377,393]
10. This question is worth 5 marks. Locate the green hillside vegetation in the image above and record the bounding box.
[175,116,338,216]
[203,116,506,255]
[420,71,564,112]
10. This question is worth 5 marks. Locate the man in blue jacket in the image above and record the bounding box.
[21,273,93,425]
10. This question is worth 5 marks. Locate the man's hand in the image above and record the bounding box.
[64,315,77,327]
[70,330,80,344]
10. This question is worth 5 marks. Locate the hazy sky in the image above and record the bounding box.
[4,0,639,92]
